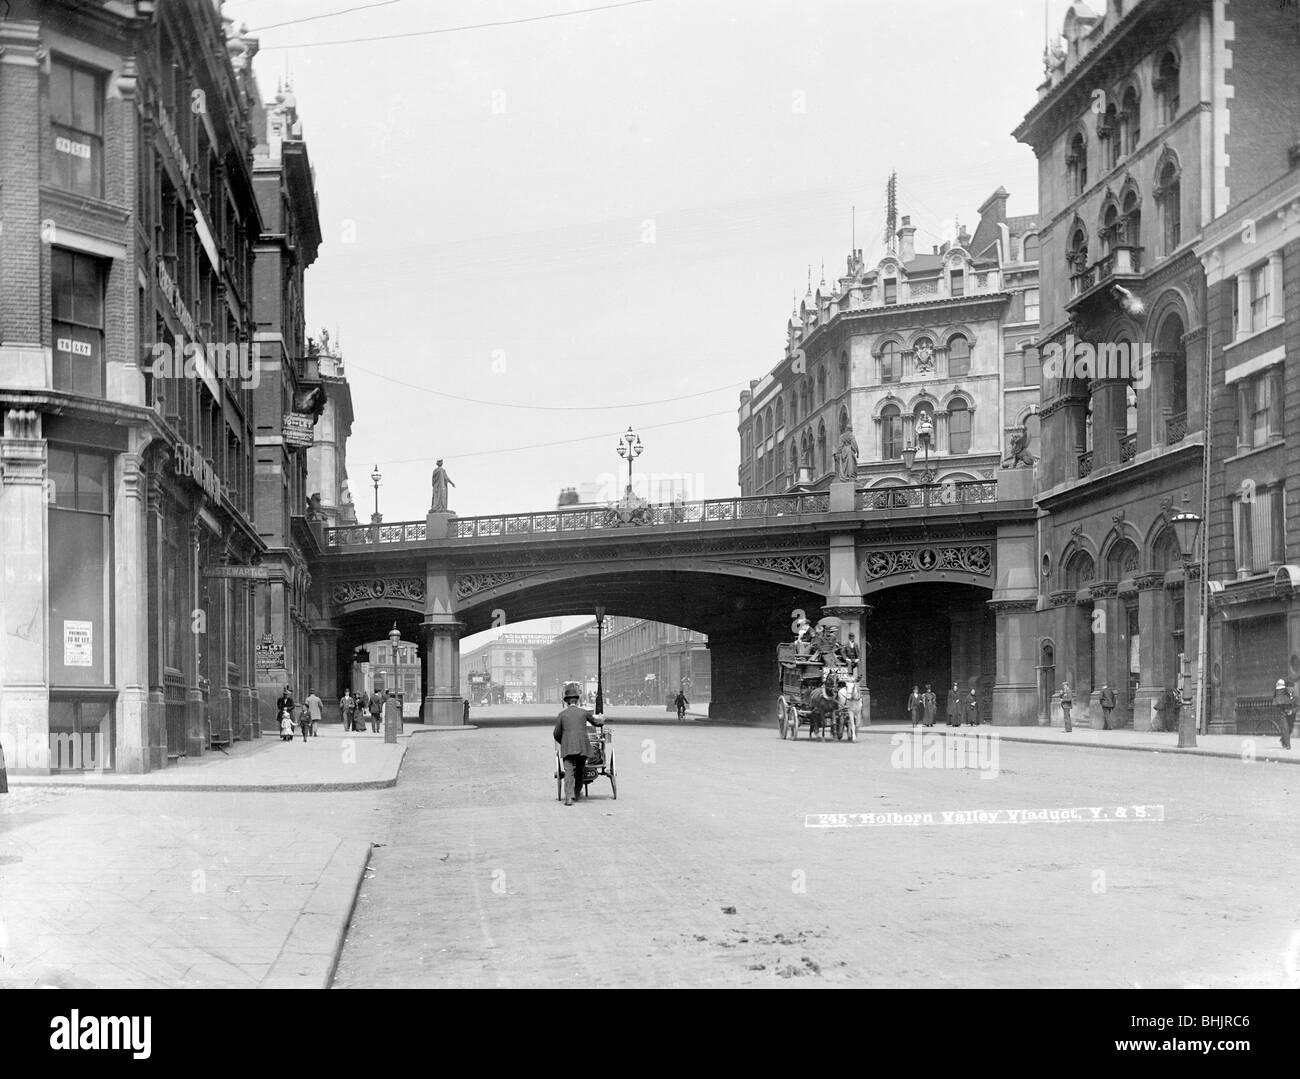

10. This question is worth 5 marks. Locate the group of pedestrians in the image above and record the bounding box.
[908,682,980,727]
[275,685,400,741]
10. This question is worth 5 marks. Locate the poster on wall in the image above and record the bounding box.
[64,620,93,667]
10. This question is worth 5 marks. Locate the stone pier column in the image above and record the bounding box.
[310,626,342,723]
[989,520,1040,726]
[1133,574,1171,731]
[0,410,51,774]
[422,620,465,725]
[114,446,151,772]
[1091,585,1123,727]
[706,629,777,724]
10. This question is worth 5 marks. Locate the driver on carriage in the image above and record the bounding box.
[554,680,603,806]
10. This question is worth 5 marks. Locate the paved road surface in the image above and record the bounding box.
[333,720,1300,988]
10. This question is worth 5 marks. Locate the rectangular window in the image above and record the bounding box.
[948,407,972,454]
[1237,366,1284,448]
[950,270,964,297]
[48,446,113,687]
[1023,348,1043,387]
[883,279,897,305]
[52,248,107,397]
[49,59,103,197]
[1248,263,1270,332]
[1235,486,1285,573]
[1024,288,1040,323]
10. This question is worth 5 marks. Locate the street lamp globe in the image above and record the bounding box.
[1170,500,1203,560]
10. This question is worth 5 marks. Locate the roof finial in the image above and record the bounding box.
[806,265,812,296]
[819,260,825,288]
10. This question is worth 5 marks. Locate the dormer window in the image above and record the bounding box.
[950,268,964,297]
[884,279,897,305]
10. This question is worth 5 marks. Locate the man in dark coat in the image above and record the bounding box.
[965,688,979,726]
[908,685,923,727]
[946,682,962,727]
[921,684,937,727]
[1099,683,1116,730]
[1059,681,1074,733]
[842,633,861,679]
[1270,679,1295,750]
[554,681,603,805]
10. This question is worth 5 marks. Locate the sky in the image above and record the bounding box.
[230,0,1056,648]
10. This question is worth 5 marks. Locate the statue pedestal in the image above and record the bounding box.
[426,511,457,539]
[829,481,856,513]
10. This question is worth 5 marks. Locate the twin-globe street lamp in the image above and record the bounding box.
[370,464,382,524]
[616,426,643,497]
[1169,495,1204,750]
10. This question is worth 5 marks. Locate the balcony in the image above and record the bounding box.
[1119,432,1137,462]
[1078,451,1094,478]
[1166,411,1187,444]
[1067,245,1144,311]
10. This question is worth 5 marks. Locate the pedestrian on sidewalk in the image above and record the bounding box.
[340,689,356,732]
[554,681,601,805]
[908,685,922,727]
[966,687,979,726]
[305,689,322,737]
[1270,679,1295,750]
[369,690,383,733]
[1099,684,1116,730]
[279,707,294,741]
[276,684,295,731]
[946,682,962,727]
[1059,681,1074,733]
[921,684,937,727]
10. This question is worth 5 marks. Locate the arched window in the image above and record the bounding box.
[947,333,970,377]
[948,398,971,454]
[789,392,799,425]
[1156,50,1179,125]
[1121,86,1140,155]
[764,452,773,485]
[838,353,849,393]
[1122,187,1141,248]
[1101,201,1120,256]
[1125,381,1138,437]
[1068,131,1088,195]
[1064,550,1095,589]
[1106,539,1140,579]
[764,406,773,442]
[838,405,849,436]
[1152,528,1180,572]
[880,404,903,460]
[1157,158,1181,253]
[754,414,764,449]
[1100,102,1119,170]
[816,366,827,404]
[816,422,827,475]
[1068,225,1089,273]
[789,442,799,477]
[1022,233,1040,262]
[879,341,899,383]
[801,381,812,417]
[775,398,785,430]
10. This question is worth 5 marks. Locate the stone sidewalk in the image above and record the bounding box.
[859,722,1300,764]
[0,726,473,988]
[3,723,473,790]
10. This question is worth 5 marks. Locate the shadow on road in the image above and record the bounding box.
[465,704,707,728]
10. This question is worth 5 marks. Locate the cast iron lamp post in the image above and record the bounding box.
[1170,495,1202,749]
[616,427,644,497]
[385,621,401,743]
[370,464,382,525]
[594,605,606,715]
[900,412,934,479]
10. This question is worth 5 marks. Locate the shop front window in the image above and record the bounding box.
[48,697,115,772]
[48,446,113,687]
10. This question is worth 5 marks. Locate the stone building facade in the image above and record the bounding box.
[1015,0,1300,730]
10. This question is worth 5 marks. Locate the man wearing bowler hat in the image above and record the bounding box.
[554,681,603,805]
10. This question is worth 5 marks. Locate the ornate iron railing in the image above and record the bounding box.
[854,480,999,510]
[1078,450,1094,478]
[325,481,1004,547]
[327,521,428,547]
[1166,411,1187,444]
[1119,432,1137,462]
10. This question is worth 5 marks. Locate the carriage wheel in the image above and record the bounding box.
[787,705,799,740]
[777,696,788,737]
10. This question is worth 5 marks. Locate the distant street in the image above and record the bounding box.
[334,714,1300,988]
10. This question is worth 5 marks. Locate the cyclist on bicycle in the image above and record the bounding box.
[673,689,689,721]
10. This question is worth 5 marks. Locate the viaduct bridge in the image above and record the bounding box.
[305,473,1039,724]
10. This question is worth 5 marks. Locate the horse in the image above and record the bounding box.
[835,678,861,742]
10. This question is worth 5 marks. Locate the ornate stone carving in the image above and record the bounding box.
[987,598,1038,612]
[1092,581,1119,598]
[860,544,991,581]
[725,555,827,583]
[332,576,426,606]
[1048,590,1076,607]
[1134,572,1165,591]
[455,572,528,599]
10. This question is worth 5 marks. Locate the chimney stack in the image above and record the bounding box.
[896,215,916,263]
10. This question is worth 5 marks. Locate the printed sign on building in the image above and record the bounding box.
[282,412,315,448]
[63,620,93,667]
